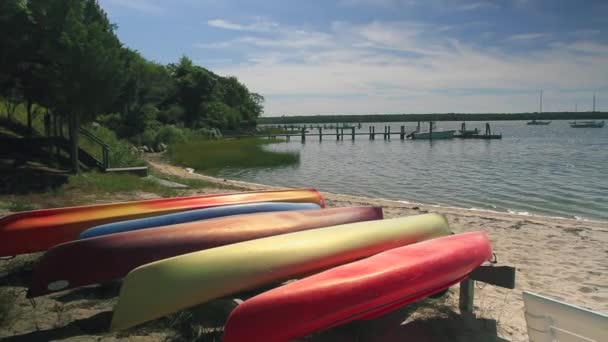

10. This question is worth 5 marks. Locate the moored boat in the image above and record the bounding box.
[0,189,324,256]
[28,206,381,297]
[223,232,492,342]
[527,119,551,125]
[570,120,604,128]
[411,129,456,140]
[110,213,451,330]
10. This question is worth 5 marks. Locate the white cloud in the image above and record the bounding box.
[508,33,550,41]
[456,2,498,11]
[195,19,608,115]
[102,0,165,13]
[207,18,279,32]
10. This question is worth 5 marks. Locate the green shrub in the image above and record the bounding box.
[167,138,299,173]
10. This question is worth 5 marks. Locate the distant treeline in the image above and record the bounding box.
[259,112,608,124]
[1,0,263,171]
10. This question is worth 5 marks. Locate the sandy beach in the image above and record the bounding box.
[149,158,608,341]
[1,157,606,341]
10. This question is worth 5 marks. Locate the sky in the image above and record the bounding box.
[98,0,608,116]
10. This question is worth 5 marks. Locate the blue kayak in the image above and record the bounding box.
[79,202,321,239]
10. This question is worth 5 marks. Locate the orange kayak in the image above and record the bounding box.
[0,189,324,256]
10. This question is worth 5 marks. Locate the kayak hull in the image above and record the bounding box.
[28,206,381,297]
[78,202,321,239]
[223,232,492,342]
[0,189,324,256]
[110,213,451,330]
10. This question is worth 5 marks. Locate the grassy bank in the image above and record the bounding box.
[167,138,299,173]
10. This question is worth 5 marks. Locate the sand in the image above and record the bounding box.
[148,158,608,341]
[1,157,606,341]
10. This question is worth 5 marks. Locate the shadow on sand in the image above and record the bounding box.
[0,311,112,342]
[303,304,509,342]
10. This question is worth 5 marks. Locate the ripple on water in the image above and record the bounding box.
[219,121,608,221]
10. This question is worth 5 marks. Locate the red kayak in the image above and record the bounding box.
[27,206,382,297]
[0,189,323,256]
[223,231,492,342]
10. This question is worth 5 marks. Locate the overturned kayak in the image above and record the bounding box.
[0,189,324,256]
[79,202,321,239]
[28,206,381,297]
[223,232,492,342]
[111,213,450,330]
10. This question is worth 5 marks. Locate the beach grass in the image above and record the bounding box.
[167,138,299,173]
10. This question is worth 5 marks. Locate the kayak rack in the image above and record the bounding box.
[459,265,516,315]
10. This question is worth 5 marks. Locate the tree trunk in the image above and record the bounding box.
[69,113,80,173]
[26,101,33,135]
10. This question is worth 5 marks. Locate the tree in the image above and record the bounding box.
[29,0,127,172]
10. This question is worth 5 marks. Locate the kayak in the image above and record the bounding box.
[110,213,450,330]
[78,202,321,239]
[28,206,382,297]
[0,189,324,256]
[223,232,492,342]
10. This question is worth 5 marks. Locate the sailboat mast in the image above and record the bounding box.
[593,93,596,112]
[540,90,543,113]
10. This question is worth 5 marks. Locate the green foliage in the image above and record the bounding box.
[79,125,145,167]
[167,138,299,173]
[2,0,265,174]
[67,172,177,197]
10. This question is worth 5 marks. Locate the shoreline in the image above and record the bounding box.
[148,155,608,341]
[147,156,607,227]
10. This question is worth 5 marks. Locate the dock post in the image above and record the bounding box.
[388,126,391,140]
[319,127,322,141]
[336,128,339,141]
[459,278,474,315]
[400,126,405,140]
[373,126,376,140]
[340,128,344,140]
[301,128,306,142]
[429,121,433,141]
[369,126,372,140]
[351,127,355,141]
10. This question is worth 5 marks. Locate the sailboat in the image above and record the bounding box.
[527,90,551,125]
[570,94,604,128]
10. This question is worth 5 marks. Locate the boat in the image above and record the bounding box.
[527,90,551,125]
[223,232,492,342]
[523,291,607,342]
[78,202,321,239]
[409,122,456,140]
[0,189,324,257]
[411,129,456,140]
[28,206,382,297]
[110,213,451,330]
[570,120,604,128]
[527,119,551,125]
[457,122,480,137]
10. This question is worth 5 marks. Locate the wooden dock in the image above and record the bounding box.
[231,122,502,142]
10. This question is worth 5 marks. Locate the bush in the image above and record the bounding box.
[80,125,145,167]
[167,138,299,173]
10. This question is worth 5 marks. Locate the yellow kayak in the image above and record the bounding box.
[111,213,450,330]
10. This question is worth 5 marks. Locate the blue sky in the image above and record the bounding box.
[99,0,608,116]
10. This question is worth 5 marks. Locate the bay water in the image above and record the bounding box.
[217,121,608,221]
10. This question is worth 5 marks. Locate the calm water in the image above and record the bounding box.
[218,121,608,221]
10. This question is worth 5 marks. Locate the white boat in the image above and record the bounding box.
[523,291,608,342]
[411,129,456,140]
[570,120,604,128]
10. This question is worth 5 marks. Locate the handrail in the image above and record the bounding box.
[79,127,112,150]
